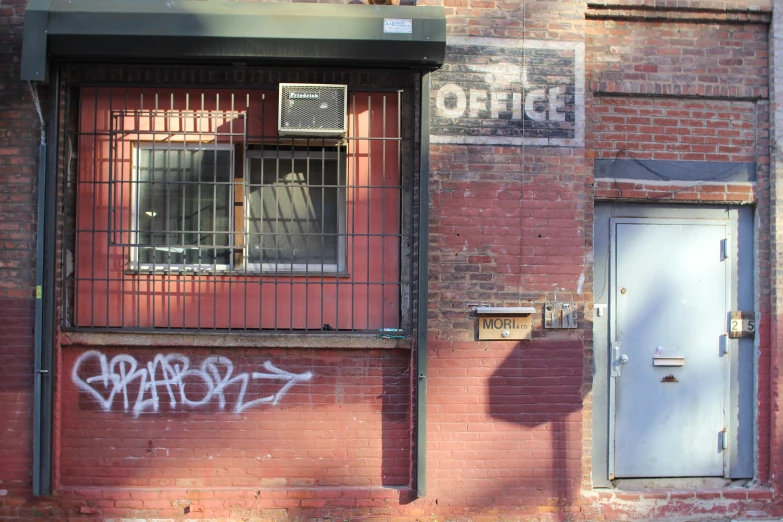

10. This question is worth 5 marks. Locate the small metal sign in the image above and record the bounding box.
[384,18,413,34]
[729,311,755,339]
[544,301,578,329]
[478,315,532,341]
[289,92,320,99]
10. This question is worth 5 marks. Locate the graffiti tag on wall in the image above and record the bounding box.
[431,37,585,147]
[72,350,313,416]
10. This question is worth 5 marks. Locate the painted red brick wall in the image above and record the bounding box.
[0,299,35,500]
[60,347,411,489]
[422,0,592,514]
[0,0,44,514]
[426,339,584,507]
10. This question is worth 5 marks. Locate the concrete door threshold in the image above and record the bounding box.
[586,482,774,502]
[613,478,750,490]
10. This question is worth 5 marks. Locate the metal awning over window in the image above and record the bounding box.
[20,0,447,81]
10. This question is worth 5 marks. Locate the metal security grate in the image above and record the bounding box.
[279,84,347,136]
[62,83,415,333]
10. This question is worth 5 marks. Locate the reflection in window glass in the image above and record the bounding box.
[247,150,344,269]
[135,147,232,266]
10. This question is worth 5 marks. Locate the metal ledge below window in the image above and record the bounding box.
[123,267,352,278]
[21,0,447,81]
[61,330,412,350]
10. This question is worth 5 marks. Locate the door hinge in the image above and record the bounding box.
[721,334,729,356]
[721,238,729,261]
[721,428,728,451]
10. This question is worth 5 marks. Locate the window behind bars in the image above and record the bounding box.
[70,87,411,332]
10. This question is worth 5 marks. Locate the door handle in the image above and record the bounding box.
[612,342,624,377]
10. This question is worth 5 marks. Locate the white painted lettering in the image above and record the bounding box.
[490,92,509,119]
[548,86,566,122]
[71,350,313,416]
[469,89,488,118]
[435,84,467,118]
[525,89,547,122]
[512,92,523,120]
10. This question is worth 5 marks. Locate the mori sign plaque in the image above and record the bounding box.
[478,315,533,341]
[431,37,585,147]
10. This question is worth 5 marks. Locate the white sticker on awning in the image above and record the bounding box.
[384,18,413,34]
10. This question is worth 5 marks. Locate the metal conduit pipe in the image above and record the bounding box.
[415,71,430,499]
[33,66,58,496]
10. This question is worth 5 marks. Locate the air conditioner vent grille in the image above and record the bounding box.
[279,84,347,136]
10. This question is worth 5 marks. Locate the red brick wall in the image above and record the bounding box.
[3,0,783,520]
[0,299,35,500]
[0,0,44,514]
[427,339,584,507]
[423,0,592,513]
[588,19,768,99]
[591,97,758,162]
[60,347,411,489]
[766,0,783,495]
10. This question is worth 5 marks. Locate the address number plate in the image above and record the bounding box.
[478,315,532,341]
[729,311,755,339]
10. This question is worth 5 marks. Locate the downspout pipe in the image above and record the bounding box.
[415,71,431,499]
[32,66,58,496]
[32,103,47,497]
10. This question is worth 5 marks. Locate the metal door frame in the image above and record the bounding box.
[607,216,731,479]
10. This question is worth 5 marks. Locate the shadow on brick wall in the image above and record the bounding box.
[487,340,586,507]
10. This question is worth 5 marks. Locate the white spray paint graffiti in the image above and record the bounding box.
[72,350,313,416]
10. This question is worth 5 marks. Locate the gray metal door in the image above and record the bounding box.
[610,218,728,478]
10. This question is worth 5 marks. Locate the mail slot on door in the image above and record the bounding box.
[652,356,685,367]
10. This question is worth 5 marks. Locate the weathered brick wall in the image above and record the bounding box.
[422,0,592,515]
[427,339,584,508]
[0,0,44,513]
[60,347,411,490]
[591,98,758,162]
[429,146,587,336]
[0,299,35,501]
[767,0,783,494]
[588,19,768,99]
[4,0,783,520]
[590,0,770,10]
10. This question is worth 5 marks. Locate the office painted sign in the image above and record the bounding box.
[431,37,585,147]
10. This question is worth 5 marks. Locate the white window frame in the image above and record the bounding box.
[130,142,235,272]
[244,148,347,274]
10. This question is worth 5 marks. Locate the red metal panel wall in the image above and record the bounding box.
[74,88,400,331]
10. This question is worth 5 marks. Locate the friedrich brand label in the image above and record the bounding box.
[431,37,585,147]
[289,92,320,99]
[384,18,413,34]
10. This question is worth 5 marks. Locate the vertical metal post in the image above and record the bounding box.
[416,71,431,498]
[34,66,59,496]
[32,122,47,498]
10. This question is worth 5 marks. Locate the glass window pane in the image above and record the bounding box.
[136,147,232,266]
[247,152,342,267]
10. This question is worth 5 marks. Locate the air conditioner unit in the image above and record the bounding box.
[278,83,348,137]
